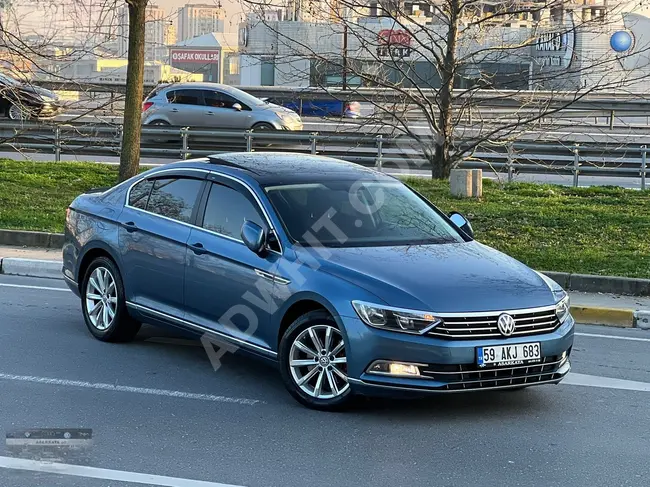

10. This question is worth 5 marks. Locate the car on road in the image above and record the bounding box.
[62,153,574,410]
[263,97,362,119]
[0,73,62,120]
[142,82,303,131]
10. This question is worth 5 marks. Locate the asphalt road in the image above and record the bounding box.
[1,273,650,487]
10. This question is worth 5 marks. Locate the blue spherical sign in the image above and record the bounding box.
[610,31,633,52]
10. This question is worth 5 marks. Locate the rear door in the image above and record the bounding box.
[165,89,208,126]
[202,89,253,129]
[118,171,206,318]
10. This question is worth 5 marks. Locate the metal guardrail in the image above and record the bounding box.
[0,121,647,189]
[32,80,650,113]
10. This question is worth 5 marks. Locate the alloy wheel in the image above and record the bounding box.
[8,104,28,121]
[85,267,118,331]
[289,324,349,399]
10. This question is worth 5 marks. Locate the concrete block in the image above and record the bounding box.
[450,169,472,198]
[0,258,63,279]
[471,169,483,198]
[569,273,650,297]
[634,311,650,330]
[540,271,570,290]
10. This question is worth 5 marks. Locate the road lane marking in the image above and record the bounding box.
[0,456,246,487]
[0,373,262,406]
[0,283,70,292]
[564,373,650,392]
[575,332,650,343]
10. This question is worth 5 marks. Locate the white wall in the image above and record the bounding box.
[274,57,310,86]
[240,55,262,85]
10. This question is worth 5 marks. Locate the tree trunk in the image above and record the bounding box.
[119,0,147,182]
[432,0,460,180]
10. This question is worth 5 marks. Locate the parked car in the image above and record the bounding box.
[63,153,574,410]
[142,82,303,131]
[0,73,62,120]
[265,97,362,119]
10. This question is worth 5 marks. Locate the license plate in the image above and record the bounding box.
[477,342,541,367]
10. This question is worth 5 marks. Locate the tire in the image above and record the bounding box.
[146,120,172,143]
[279,310,353,411]
[81,256,141,342]
[7,103,30,121]
[251,122,275,131]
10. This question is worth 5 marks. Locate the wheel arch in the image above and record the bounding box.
[276,292,344,348]
[76,241,123,288]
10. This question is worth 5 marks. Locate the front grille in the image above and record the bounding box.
[420,355,565,391]
[428,307,560,340]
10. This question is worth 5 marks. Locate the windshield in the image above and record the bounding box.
[265,180,465,247]
[226,86,266,107]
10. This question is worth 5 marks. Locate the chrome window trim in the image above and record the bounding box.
[127,301,277,358]
[124,167,283,255]
[351,299,558,319]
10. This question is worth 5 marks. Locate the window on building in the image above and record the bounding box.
[229,56,240,75]
[261,60,275,86]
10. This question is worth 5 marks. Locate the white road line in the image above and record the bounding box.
[0,373,261,406]
[0,456,245,487]
[0,283,70,292]
[575,332,650,343]
[564,373,650,392]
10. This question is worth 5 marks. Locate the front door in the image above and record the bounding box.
[184,177,282,354]
[202,89,254,129]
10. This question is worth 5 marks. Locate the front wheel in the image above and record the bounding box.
[81,256,141,342]
[279,311,352,410]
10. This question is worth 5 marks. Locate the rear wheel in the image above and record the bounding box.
[81,256,141,342]
[7,103,30,121]
[279,311,352,411]
[147,120,171,143]
[251,123,275,147]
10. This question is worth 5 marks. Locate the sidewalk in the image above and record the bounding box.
[1,245,649,329]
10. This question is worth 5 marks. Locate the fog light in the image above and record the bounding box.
[368,360,422,377]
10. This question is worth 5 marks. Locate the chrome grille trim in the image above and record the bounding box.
[428,307,561,339]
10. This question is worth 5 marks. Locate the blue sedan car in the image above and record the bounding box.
[63,153,574,410]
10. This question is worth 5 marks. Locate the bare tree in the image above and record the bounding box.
[240,0,650,178]
[120,0,148,182]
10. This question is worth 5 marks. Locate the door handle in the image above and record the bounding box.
[170,108,179,112]
[205,111,214,115]
[189,242,208,255]
[121,221,138,233]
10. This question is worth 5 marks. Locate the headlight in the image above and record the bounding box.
[276,112,294,123]
[556,293,571,324]
[352,301,442,334]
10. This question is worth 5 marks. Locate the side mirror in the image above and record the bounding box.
[241,220,266,254]
[449,212,474,239]
[232,103,242,111]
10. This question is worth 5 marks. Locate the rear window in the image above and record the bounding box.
[145,178,203,223]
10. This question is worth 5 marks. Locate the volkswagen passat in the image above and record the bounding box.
[63,153,574,410]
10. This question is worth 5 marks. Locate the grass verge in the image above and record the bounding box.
[1,160,649,279]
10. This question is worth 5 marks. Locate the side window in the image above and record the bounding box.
[166,89,203,106]
[128,179,153,210]
[146,178,203,224]
[202,183,264,239]
[203,90,246,110]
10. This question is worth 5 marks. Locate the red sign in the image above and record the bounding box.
[378,29,412,47]
[170,50,220,64]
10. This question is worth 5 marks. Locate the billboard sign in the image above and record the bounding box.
[170,50,221,64]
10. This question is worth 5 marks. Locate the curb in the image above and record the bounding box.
[0,258,62,280]
[0,229,64,249]
[1,257,648,329]
[1,231,649,297]
[542,271,650,297]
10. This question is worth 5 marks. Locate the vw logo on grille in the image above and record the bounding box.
[497,313,516,337]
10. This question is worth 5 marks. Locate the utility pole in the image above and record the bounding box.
[342,22,348,90]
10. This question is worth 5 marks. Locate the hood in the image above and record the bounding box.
[265,102,299,115]
[305,241,556,313]
[21,84,59,101]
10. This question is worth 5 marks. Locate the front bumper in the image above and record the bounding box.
[342,314,575,397]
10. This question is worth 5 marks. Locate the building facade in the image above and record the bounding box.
[169,32,239,84]
[177,3,225,42]
[117,4,168,61]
